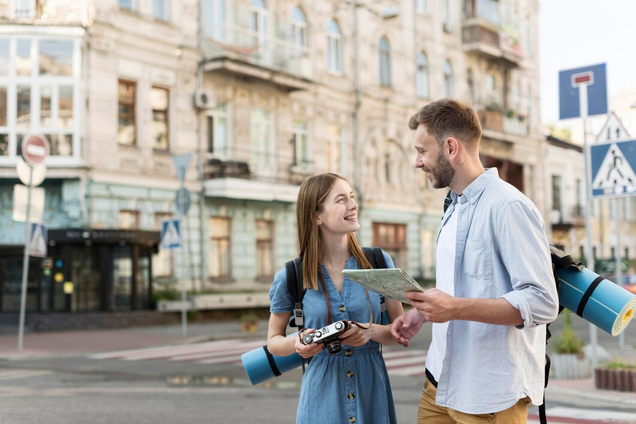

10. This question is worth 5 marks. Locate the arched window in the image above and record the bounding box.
[327,19,342,73]
[466,68,475,101]
[443,60,453,97]
[291,7,307,47]
[416,51,429,99]
[379,36,391,86]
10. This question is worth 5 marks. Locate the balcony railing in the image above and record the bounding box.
[551,205,586,228]
[204,146,312,185]
[462,18,523,66]
[204,23,312,82]
[503,116,528,137]
[479,109,504,132]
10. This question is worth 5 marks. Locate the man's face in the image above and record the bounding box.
[413,125,455,189]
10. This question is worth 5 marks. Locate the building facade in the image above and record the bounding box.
[0,0,546,314]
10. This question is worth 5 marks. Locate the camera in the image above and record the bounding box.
[301,320,351,354]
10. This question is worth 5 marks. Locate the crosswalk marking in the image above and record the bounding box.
[0,369,51,381]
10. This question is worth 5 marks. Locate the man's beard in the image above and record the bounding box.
[425,152,455,189]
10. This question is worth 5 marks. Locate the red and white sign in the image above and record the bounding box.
[21,134,50,167]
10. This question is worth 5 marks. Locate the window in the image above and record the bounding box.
[442,0,452,30]
[443,60,454,97]
[151,86,169,150]
[0,36,81,160]
[373,223,406,268]
[327,20,343,73]
[326,125,342,173]
[478,0,500,25]
[486,73,499,106]
[291,7,308,47]
[250,109,273,173]
[119,210,140,229]
[575,178,583,215]
[205,0,227,40]
[379,37,391,87]
[15,0,35,17]
[207,103,229,158]
[524,17,532,55]
[416,0,427,13]
[209,217,231,278]
[153,0,169,21]
[118,0,136,10]
[250,0,268,49]
[292,119,310,169]
[416,52,429,99]
[154,213,173,278]
[256,220,274,278]
[118,80,136,146]
[551,175,562,213]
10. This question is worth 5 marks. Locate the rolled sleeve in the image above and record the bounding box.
[268,267,294,314]
[498,201,559,328]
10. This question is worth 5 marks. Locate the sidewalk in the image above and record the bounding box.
[2,321,636,416]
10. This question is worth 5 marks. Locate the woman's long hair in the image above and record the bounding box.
[296,173,372,290]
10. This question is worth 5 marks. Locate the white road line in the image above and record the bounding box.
[0,369,51,381]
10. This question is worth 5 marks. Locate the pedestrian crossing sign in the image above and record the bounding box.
[590,140,636,198]
[29,222,47,257]
[161,217,183,250]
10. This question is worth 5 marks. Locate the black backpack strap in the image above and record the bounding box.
[285,257,304,328]
[362,247,389,324]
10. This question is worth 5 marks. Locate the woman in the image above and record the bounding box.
[267,173,403,424]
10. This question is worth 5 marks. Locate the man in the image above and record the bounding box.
[391,98,559,423]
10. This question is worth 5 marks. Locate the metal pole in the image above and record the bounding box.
[580,87,597,379]
[180,215,188,337]
[616,198,624,351]
[18,166,34,352]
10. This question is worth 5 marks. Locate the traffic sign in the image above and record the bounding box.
[559,63,607,120]
[12,184,45,222]
[161,217,183,250]
[175,187,191,215]
[17,157,46,186]
[28,223,48,258]
[596,112,631,144]
[590,140,636,198]
[21,134,50,167]
[173,154,191,183]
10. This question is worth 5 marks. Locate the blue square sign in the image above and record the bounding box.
[161,217,183,250]
[590,140,636,198]
[559,63,608,120]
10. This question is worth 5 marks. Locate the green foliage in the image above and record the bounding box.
[240,312,259,324]
[553,310,584,354]
[605,359,636,370]
[153,279,180,301]
[506,108,515,118]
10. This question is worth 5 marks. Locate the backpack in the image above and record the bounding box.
[284,247,389,370]
[442,191,582,424]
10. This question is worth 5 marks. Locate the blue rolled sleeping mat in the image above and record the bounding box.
[241,333,302,386]
[552,245,636,336]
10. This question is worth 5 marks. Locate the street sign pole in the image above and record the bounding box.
[17,166,34,352]
[580,88,599,380]
[180,224,188,338]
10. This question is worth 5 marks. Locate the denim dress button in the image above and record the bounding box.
[348,393,355,400]
[339,305,346,312]
[347,370,354,378]
[345,349,352,356]
[349,417,356,423]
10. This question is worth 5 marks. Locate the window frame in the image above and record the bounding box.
[206,103,230,159]
[292,119,311,170]
[117,79,137,147]
[327,19,343,74]
[209,216,232,279]
[379,36,391,87]
[152,0,170,21]
[416,51,429,99]
[443,60,454,98]
[14,0,36,18]
[255,219,275,279]
[151,85,169,151]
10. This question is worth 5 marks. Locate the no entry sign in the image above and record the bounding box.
[21,134,50,167]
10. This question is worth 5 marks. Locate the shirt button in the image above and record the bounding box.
[339,305,346,312]
[347,370,354,378]
[348,393,355,400]
[349,417,356,423]
[345,350,352,356]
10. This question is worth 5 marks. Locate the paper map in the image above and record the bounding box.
[342,268,425,304]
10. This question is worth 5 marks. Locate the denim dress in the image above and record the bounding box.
[269,253,398,424]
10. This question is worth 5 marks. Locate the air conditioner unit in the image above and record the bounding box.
[193,89,216,109]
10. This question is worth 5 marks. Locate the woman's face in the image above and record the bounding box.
[316,179,360,235]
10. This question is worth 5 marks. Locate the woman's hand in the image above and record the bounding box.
[339,322,371,347]
[295,329,325,358]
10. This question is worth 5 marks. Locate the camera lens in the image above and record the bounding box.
[325,339,342,355]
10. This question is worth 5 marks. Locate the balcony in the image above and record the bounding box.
[203,146,312,203]
[503,116,528,137]
[202,23,312,91]
[462,18,523,67]
[478,108,504,132]
[551,205,586,230]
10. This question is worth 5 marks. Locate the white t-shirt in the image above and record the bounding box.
[426,200,458,382]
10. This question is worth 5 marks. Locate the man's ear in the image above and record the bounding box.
[446,137,460,160]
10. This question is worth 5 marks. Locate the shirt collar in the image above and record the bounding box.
[450,168,498,205]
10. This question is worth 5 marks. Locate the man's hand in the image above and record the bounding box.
[390,309,426,348]
[405,288,457,323]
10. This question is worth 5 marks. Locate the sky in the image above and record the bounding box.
[539,0,636,125]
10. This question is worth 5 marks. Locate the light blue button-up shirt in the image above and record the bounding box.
[434,168,559,414]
